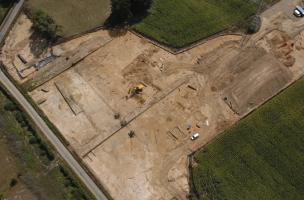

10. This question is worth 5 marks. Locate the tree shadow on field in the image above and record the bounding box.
[105,11,149,28]
[107,27,128,38]
[29,31,52,58]
[104,0,151,28]
[104,10,149,39]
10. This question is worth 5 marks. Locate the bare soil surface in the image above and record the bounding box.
[29,32,241,200]
[2,1,304,199]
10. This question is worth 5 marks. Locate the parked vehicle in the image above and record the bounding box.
[294,6,304,17]
[191,133,199,140]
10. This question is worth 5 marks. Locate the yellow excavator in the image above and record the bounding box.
[128,83,146,98]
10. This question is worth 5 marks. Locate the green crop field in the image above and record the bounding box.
[191,79,304,200]
[133,0,277,48]
[27,0,111,37]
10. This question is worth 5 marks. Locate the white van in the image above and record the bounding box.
[191,133,199,140]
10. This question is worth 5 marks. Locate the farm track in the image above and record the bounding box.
[0,1,108,200]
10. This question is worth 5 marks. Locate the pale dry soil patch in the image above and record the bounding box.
[30,32,241,200]
[2,0,304,199]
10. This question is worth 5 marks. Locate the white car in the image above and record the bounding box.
[294,9,302,17]
[191,133,199,140]
[294,6,304,17]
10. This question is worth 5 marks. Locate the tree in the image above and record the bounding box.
[31,10,60,39]
[15,111,25,123]
[4,101,17,111]
[130,0,151,14]
[247,15,261,34]
[111,0,132,23]
[28,136,38,144]
[108,0,152,25]
[9,178,18,187]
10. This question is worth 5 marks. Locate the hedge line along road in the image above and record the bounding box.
[0,1,108,199]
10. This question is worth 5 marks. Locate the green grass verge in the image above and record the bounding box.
[191,78,304,200]
[0,87,93,200]
[26,0,111,37]
[0,63,113,200]
[133,0,276,48]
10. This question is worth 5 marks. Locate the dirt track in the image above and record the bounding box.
[2,0,304,199]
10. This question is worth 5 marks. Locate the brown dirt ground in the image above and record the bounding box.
[29,32,241,200]
[2,1,304,199]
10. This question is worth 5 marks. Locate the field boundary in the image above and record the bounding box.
[129,28,244,55]
[26,0,281,54]
[130,0,281,54]
[54,25,244,55]
[54,25,106,45]
[48,19,243,55]
[187,74,304,198]
[0,83,97,199]
[50,16,243,55]
[0,63,113,200]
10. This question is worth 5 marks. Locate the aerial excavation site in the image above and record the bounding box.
[0,0,304,200]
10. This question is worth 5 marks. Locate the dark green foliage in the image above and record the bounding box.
[192,79,304,200]
[59,165,69,177]
[0,90,91,199]
[247,15,261,34]
[9,106,55,162]
[28,136,38,144]
[14,111,28,127]
[4,101,17,111]
[30,10,60,39]
[9,178,17,187]
[37,142,54,161]
[58,165,88,200]
[45,151,54,161]
[133,0,277,48]
[0,0,14,24]
[26,0,110,37]
[131,0,151,15]
[110,0,132,23]
[108,0,152,25]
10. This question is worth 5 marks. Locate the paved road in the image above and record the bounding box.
[0,0,24,43]
[0,1,108,200]
[0,71,108,200]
